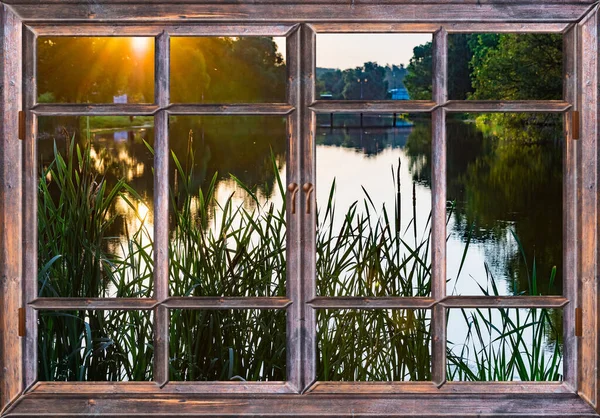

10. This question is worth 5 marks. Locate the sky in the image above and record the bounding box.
[274,33,432,69]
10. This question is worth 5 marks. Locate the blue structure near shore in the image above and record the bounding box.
[388,87,410,100]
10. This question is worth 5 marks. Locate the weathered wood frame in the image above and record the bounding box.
[1,1,599,416]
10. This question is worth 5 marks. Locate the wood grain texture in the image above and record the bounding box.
[444,100,572,113]
[311,22,570,33]
[21,26,38,392]
[28,298,158,310]
[562,24,578,391]
[307,381,574,394]
[167,104,294,115]
[163,297,291,310]
[300,23,317,393]
[31,103,158,116]
[440,296,569,308]
[308,297,435,309]
[309,101,436,113]
[431,27,447,388]
[153,31,170,388]
[3,0,597,4]
[6,4,592,23]
[0,4,23,414]
[4,393,598,417]
[578,7,600,413]
[28,381,295,395]
[285,25,302,394]
[29,23,295,36]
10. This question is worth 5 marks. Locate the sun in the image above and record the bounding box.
[131,37,151,56]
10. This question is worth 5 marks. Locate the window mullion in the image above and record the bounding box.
[431,27,448,387]
[153,30,170,386]
[23,26,38,391]
[300,23,317,392]
[577,8,600,408]
[286,25,303,393]
[563,23,579,391]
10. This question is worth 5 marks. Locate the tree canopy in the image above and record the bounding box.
[403,33,562,101]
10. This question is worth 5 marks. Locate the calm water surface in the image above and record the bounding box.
[39,113,563,376]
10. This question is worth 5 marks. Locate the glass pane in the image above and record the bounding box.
[446,114,563,296]
[38,116,154,298]
[447,308,563,381]
[37,37,154,103]
[169,116,286,297]
[38,310,153,381]
[169,309,286,381]
[447,33,563,100]
[316,34,433,100]
[170,37,286,103]
[316,113,432,297]
[317,309,431,381]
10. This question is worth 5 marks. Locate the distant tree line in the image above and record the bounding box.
[316,64,407,100]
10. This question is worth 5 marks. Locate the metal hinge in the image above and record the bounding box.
[572,110,580,140]
[18,111,25,140]
[18,307,25,337]
[575,307,582,337]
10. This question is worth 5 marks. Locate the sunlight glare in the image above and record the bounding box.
[131,37,151,56]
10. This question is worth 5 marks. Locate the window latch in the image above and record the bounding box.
[575,307,582,337]
[18,307,26,337]
[18,111,25,140]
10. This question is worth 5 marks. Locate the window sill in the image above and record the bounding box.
[4,391,599,417]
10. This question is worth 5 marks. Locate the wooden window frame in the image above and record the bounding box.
[1,1,600,416]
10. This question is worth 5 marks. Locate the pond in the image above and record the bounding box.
[37,112,563,382]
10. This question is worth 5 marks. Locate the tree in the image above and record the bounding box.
[469,34,562,100]
[341,62,389,100]
[403,42,433,100]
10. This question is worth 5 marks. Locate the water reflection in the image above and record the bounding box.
[39,113,563,299]
[168,116,287,297]
[38,112,563,380]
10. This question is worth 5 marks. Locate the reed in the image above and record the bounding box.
[37,130,562,383]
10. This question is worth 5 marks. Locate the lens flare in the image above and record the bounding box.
[131,37,151,56]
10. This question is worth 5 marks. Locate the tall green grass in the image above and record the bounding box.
[37,130,562,383]
[38,131,154,381]
[447,240,562,382]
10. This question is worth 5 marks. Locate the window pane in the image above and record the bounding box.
[38,116,154,298]
[316,34,433,100]
[37,37,154,103]
[169,116,286,297]
[447,33,563,100]
[316,113,432,297]
[170,37,286,103]
[446,114,563,296]
[38,310,153,381]
[447,308,563,381]
[317,309,431,381]
[169,309,286,381]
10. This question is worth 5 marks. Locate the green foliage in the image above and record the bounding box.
[404,42,433,100]
[341,62,389,100]
[316,62,395,100]
[447,261,562,381]
[404,33,562,101]
[469,34,562,100]
[38,135,154,381]
[170,37,286,103]
[318,309,431,381]
[37,37,154,103]
[37,36,286,104]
